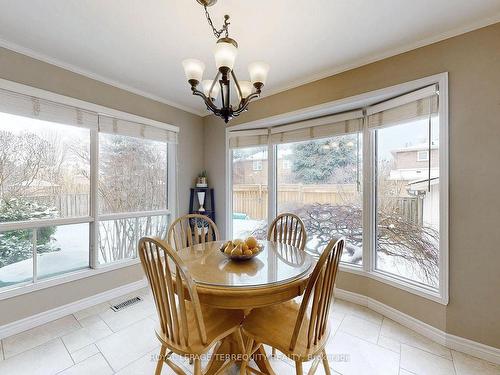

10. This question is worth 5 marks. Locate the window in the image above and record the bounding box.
[374,110,440,289]
[97,131,170,264]
[0,110,91,289]
[417,150,429,161]
[227,77,448,303]
[276,134,363,263]
[231,146,268,240]
[252,160,263,171]
[0,85,178,294]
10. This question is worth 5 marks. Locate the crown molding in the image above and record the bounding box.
[0,38,206,117]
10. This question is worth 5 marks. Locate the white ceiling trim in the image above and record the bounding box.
[258,13,500,101]
[0,37,206,117]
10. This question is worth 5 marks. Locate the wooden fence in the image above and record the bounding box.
[25,194,89,217]
[233,184,422,224]
[233,184,358,221]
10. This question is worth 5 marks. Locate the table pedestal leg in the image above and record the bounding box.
[251,345,276,375]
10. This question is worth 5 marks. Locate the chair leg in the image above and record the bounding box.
[240,337,254,375]
[155,345,167,375]
[272,347,276,357]
[194,357,202,375]
[295,360,304,375]
[321,349,331,375]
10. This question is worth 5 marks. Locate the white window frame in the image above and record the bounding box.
[417,150,429,161]
[0,79,178,300]
[226,73,449,305]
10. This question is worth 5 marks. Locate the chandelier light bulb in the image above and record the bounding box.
[248,62,270,85]
[182,59,205,84]
[214,38,238,71]
[202,80,221,99]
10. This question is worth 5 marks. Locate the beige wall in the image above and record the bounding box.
[204,23,500,348]
[0,47,204,325]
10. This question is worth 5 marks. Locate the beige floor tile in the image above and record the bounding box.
[333,299,384,325]
[0,339,4,361]
[116,347,186,375]
[326,331,400,375]
[380,318,452,359]
[96,317,158,372]
[0,338,73,375]
[70,343,100,363]
[73,302,112,321]
[61,315,113,353]
[2,315,81,358]
[452,350,500,375]
[338,315,381,343]
[99,297,156,332]
[57,353,113,375]
[377,335,401,354]
[399,369,416,375]
[401,344,455,375]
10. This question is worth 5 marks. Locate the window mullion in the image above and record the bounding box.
[32,229,37,283]
[362,112,374,273]
[267,140,277,228]
[89,127,99,269]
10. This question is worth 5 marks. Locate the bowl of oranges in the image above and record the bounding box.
[220,237,263,261]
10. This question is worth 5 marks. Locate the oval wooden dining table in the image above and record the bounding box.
[177,240,316,375]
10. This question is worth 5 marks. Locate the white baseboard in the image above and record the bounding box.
[335,288,500,365]
[0,278,147,340]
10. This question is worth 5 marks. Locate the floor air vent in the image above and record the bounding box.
[111,296,142,312]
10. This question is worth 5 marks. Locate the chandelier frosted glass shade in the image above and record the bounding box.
[238,81,253,100]
[249,62,270,85]
[214,38,238,70]
[202,80,221,99]
[182,59,205,83]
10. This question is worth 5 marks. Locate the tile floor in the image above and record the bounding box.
[0,288,498,375]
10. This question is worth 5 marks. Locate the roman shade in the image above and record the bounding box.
[270,110,363,144]
[367,84,438,129]
[98,115,178,143]
[228,129,269,149]
[0,88,97,130]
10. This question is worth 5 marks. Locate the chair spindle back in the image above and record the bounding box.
[268,213,307,251]
[289,237,344,351]
[138,236,208,348]
[167,214,220,251]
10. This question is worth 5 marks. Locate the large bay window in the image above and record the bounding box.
[0,83,178,294]
[227,75,448,303]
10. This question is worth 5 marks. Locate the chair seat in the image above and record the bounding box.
[156,302,244,355]
[242,300,330,360]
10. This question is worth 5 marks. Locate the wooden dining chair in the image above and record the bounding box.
[240,237,345,375]
[268,212,307,357]
[167,213,220,251]
[268,213,307,251]
[138,236,245,375]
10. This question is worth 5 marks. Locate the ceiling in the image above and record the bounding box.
[0,1,499,116]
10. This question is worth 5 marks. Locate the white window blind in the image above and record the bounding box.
[0,88,97,130]
[367,85,438,129]
[228,129,269,149]
[98,115,178,143]
[270,110,364,144]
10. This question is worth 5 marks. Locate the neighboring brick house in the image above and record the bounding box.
[232,149,293,185]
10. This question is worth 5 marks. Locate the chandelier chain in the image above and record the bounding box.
[203,5,229,39]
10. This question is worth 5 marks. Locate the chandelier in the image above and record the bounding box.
[182,0,270,123]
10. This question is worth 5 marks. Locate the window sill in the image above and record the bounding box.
[339,262,448,305]
[0,258,141,301]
